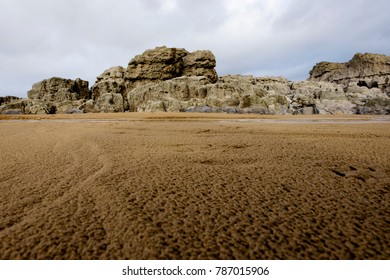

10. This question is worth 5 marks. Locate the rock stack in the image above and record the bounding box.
[1,47,389,115]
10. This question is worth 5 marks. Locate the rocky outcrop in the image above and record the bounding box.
[91,66,127,112]
[126,46,218,88]
[27,77,90,101]
[126,47,189,86]
[0,96,20,106]
[90,46,218,113]
[1,49,389,115]
[0,77,91,114]
[127,75,358,114]
[309,53,390,95]
[128,75,292,114]
[308,53,390,114]
[182,50,218,83]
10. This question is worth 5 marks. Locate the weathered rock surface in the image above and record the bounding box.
[127,75,354,114]
[125,46,217,86]
[89,46,218,113]
[91,66,127,112]
[127,47,189,84]
[27,77,90,101]
[309,53,390,95]
[182,50,218,83]
[1,49,389,115]
[0,77,91,114]
[0,96,20,106]
[128,75,292,114]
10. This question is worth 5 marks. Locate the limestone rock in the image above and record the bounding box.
[95,93,124,113]
[0,99,55,114]
[309,53,390,96]
[127,46,189,84]
[0,98,94,115]
[92,66,127,99]
[182,50,218,83]
[308,62,346,81]
[27,77,90,101]
[91,66,127,112]
[125,46,218,88]
[0,96,20,106]
[290,81,351,114]
[82,99,97,113]
[127,75,292,114]
[4,49,390,115]
[55,100,89,114]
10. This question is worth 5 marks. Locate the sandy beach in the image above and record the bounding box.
[0,113,389,259]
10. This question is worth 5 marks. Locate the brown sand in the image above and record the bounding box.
[0,113,389,259]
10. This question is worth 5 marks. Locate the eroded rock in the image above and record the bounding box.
[2,49,389,115]
[27,77,90,101]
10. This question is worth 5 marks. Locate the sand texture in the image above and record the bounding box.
[0,113,389,259]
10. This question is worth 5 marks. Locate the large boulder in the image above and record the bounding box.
[92,66,127,99]
[126,46,189,88]
[127,75,291,114]
[0,96,20,106]
[309,53,390,95]
[4,49,389,115]
[27,77,90,101]
[10,77,92,114]
[91,66,127,112]
[90,46,219,112]
[125,46,218,88]
[182,50,218,83]
[95,93,124,113]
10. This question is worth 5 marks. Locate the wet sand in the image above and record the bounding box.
[0,113,389,259]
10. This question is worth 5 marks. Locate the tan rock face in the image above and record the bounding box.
[127,75,292,114]
[89,46,219,112]
[0,96,20,106]
[27,77,90,101]
[2,49,390,115]
[309,53,390,95]
[182,50,218,83]
[91,66,127,111]
[127,46,189,82]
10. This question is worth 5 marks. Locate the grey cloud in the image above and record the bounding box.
[1,0,389,97]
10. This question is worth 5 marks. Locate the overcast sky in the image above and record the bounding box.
[1,0,389,97]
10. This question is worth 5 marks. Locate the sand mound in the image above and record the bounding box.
[0,113,389,259]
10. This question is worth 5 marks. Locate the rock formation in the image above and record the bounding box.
[0,96,22,115]
[0,77,91,114]
[126,46,218,87]
[181,50,218,83]
[90,46,218,113]
[127,75,292,114]
[1,48,389,115]
[27,77,90,101]
[309,53,390,95]
[0,96,20,106]
[91,66,127,112]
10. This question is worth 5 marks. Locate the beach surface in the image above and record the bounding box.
[0,113,389,259]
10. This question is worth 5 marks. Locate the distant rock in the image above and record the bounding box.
[90,46,219,112]
[1,49,389,115]
[27,77,90,101]
[182,50,218,83]
[309,53,390,94]
[126,46,218,86]
[92,66,127,100]
[0,78,91,115]
[127,46,189,85]
[127,75,292,114]
[91,66,127,112]
[95,93,124,113]
[0,96,20,106]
